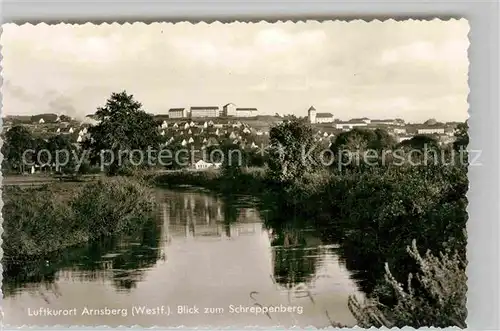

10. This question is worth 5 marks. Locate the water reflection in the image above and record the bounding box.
[3,218,163,297]
[3,188,361,327]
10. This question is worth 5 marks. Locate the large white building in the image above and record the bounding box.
[308,106,333,124]
[168,108,186,118]
[190,106,220,118]
[222,103,237,117]
[315,112,334,123]
[417,128,445,135]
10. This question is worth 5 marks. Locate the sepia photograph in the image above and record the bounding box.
[1,20,469,328]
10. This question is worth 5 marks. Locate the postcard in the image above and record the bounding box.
[1,19,469,328]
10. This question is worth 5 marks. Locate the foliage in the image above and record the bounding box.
[267,118,317,184]
[47,134,79,174]
[398,134,440,151]
[2,125,34,173]
[85,91,161,175]
[71,177,156,237]
[220,141,243,179]
[453,121,469,152]
[2,177,156,259]
[329,128,396,172]
[348,240,466,328]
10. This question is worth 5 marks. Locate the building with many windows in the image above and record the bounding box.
[168,108,186,119]
[417,127,445,135]
[190,106,220,118]
[315,112,334,123]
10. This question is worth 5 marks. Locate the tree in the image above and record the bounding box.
[267,118,316,183]
[398,134,440,151]
[453,122,469,152]
[47,135,78,173]
[3,126,34,173]
[330,128,391,172]
[86,91,161,175]
[220,141,243,179]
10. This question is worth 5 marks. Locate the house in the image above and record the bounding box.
[315,112,334,124]
[188,137,194,144]
[181,139,187,146]
[371,119,398,126]
[190,121,196,127]
[190,106,220,118]
[184,123,190,130]
[222,103,237,117]
[168,108,186,119]
[397,135,413,143]
[207,137,219,146]
[173,123,179,128]
[161,121,168,129]
[417,127,445,135]
[393,128,407,135]
[39,118,45,124]
[335,119,368,130]
[235,108,258,117]
[194,160,214,170]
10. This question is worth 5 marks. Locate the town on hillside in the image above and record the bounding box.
[1,104,462,173]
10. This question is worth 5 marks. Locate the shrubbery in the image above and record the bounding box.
[348,240,467,328]
[2,177,156,259]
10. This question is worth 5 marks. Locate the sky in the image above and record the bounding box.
[1,20,469,123]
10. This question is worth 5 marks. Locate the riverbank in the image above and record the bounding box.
[153,164,468,291]
[2,177,157,262]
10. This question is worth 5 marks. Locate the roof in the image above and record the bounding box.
[168,108,185,112]
[308,106,316,111]
[371,119,395,123]
[316,112,333,118]
[191,106,219,110]
[236,108,258,111]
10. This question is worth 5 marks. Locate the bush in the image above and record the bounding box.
[348,239,466,328]
[71,177,156,237]
[2,177,157,259]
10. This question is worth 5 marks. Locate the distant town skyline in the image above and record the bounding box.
[1,20,469,123]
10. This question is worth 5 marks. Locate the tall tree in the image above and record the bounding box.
[86,91,161,175]
[267,117,316,183]
[3,126,34,173]
[453,121,469,152]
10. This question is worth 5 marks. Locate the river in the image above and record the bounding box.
[2,187,362,327]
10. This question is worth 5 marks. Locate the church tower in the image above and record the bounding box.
[308,106,317,124]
